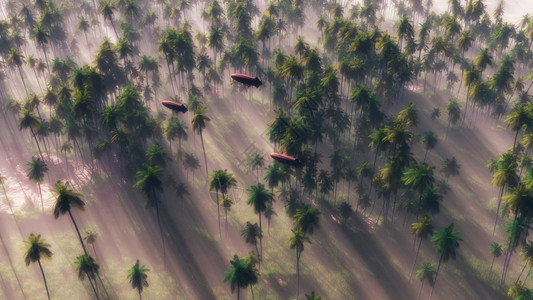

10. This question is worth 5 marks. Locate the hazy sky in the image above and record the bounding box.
[432,0,533,24]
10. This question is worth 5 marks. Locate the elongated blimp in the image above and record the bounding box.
[270,153,300,166]
[162,100,188,113]
[231,73,262,88]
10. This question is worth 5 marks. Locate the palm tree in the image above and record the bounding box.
[264,203,276,235]
[445,99,461,140]
[24,233,52,300]
[208,26,224,71]
[247,153,265,180]
[127,260,149,300]
[75,254,100,300]
[209,170,237,238]
[221,194,233,234]
[489,242,503,275]
[53,181,89,255]
[508,281,532,299]
[191,106,210,177]
[247,183,273,261]
[26,156,48,213]
[134,164,165,258]
[241,222,261,258]
[32,23,51,75]
[100,0,118,38]
[20,108,44,159]
[440,157,460,182]
[421,131,438,162]
[77,16,91,48]
[416,262,435,298]
[8,48,28,95]
[430,223,462,298]
[84,229,98,259]
[517,241,533,283]
[263,163,285,193]
[223,254,258,300]
[124,0,139,24]
[493,153,520,233]
[402,163,435,217]
[289,228,310,298]
[409,216,434,281]
[293,204,320,235]
[505,105,532,151]
[305,291,322,300]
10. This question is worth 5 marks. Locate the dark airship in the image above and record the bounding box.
[270,153,300,166]
[162,100,188,113]
[231,73,262,88]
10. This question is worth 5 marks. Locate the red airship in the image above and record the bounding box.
[270,153,300,166]
[162,100,188,113]
[231,73,262,88]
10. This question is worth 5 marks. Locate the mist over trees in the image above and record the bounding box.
[1,0,533,299]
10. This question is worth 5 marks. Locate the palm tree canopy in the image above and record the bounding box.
[209,169,237,195]
[127,260,149,294]
[24,233,52,266]
[247,183,273,214]
[223,254,258,293]
[412,216,434,240]
[52,181,85,219]
[288,228,310,254]
[26,157,48,184]
[416,262,436,286]
[294,204,321,235]
[431,223,462,262]
[241,221,262,246]
[75,254,99,280]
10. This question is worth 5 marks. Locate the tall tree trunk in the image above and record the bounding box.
[156,204,165,263]
[41,44,51,76]
[418,280,424,299]
[296,249,300,298]
[493,185,505,234]
[68,209,88,256]
[409,237,423,282]
[87,274,100,300]
[217,191,221,239]
[250,284,255,300]
[17,66,28,96]
[489,255,496,275]
[429,255,443,299]
[29,127,44,160]
[38,183,44,214]
[37,260,51,300]
[200,132,208,177]
[259,213,262,263]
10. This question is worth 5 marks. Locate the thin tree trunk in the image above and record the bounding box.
[68,209,89,256]
[418,280,424,299]
[409,238,423,282]
[489,255,496,275]
[429,255,443,299]
[200,132,208,177]
[30,126,44,160]
[296,249,300,298]
[156,204,165,263]
[516,263,527,283]
[217,192,221,239]
[38,260,51,300]
[87,274,100,300]
[17,66,28,96]
[259,213,262,263]
[38,183,44,214]
[493,185,505,234]
[250,284,255,300]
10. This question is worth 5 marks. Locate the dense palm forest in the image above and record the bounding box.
[2,0,533,298]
